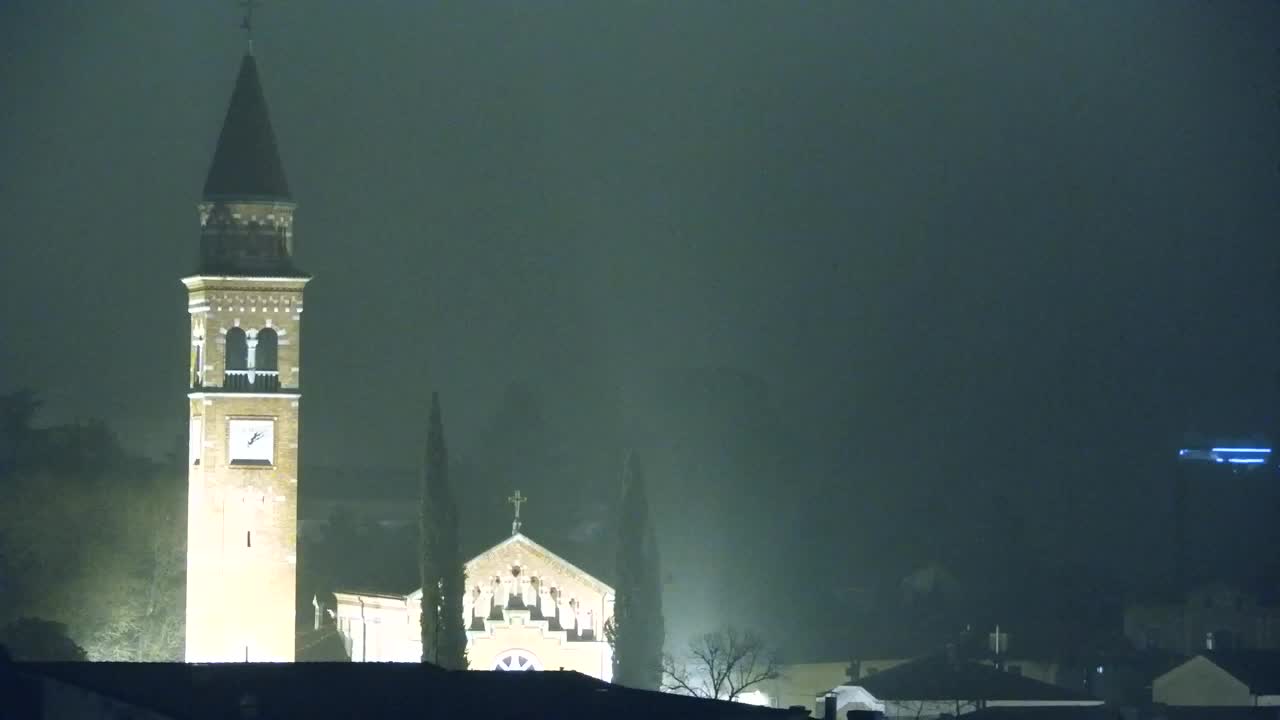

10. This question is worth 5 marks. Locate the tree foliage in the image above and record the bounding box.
[419,392,466,668]
[610,451,665,689]
[0,388,40,474]
[0,618,87,661]
[661,627,780,702]
[0,392,183,661]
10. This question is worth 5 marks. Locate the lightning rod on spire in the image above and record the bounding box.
[239,0,263,55]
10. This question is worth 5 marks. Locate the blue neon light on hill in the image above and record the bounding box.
[1177,445,1272,465]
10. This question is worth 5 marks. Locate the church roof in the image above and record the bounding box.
[406,532,614,601]
[471,532,614,594]
[203,54,291,202]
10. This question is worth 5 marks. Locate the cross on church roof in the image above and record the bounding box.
[508,490,526,535]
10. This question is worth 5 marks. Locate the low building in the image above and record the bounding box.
[853,656,1075,690]
[1125,584,1280,654]
[855,654,1104,719]
[759,661,854,710]
[1152,651,1280,707]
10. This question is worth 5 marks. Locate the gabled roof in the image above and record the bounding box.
[1199,651,1280,696]
[203,54,291,201]
[407,532,614,601]
[857,655,1099,703]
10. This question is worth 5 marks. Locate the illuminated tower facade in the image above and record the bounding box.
[184,53,308,662]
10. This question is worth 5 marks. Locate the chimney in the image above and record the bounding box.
[824,693,837,720]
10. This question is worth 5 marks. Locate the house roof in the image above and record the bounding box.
[1200,651,1280,696]
[856,655,1099,703]
[203,54,291,201]
[13,662,805,720]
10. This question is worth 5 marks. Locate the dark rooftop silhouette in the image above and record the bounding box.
[8,661,808,720]
[857,654,1099,703]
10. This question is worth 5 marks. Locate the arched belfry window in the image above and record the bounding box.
[256,328,279,371]
[225,327,248,371]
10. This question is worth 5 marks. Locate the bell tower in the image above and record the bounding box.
[183,51,308,663]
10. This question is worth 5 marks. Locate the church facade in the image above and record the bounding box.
[334,531,615,679]
[184,52,308,663]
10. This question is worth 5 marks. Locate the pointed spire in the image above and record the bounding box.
[203,54,291,202]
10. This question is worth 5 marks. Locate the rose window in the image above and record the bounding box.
[493,649,542,671]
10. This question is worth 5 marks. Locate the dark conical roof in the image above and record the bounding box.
[203,54,291,201]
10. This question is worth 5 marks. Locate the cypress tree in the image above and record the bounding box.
[435,409,467,669]
[419,392,444,664]
[419,392,467,668]
[610,451,665,688]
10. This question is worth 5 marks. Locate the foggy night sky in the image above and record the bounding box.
[3,1,1280,656]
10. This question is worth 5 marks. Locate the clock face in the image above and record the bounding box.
[228,418,274,466]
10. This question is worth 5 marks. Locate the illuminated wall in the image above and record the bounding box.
[184,271,308,663]
[335,533,615,679]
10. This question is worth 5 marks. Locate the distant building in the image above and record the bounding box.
[847,631,1081,693]
[853,654,1103,719]
[1152,651,1280,707]
[759,662,855,710]
[1125,583,1280,654]
[852,656,1076,691]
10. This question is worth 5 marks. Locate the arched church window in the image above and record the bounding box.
[493,649,542,671]
[225,327,248,370]
[256,328,279,370]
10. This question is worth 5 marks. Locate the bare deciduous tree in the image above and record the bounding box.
[661,627,781,702]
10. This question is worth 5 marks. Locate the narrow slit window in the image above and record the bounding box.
[247,531,252,548]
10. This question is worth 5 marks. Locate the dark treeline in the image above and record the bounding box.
[0,389,184,661]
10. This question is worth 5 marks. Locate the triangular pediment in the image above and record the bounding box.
[408,532,612,601]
